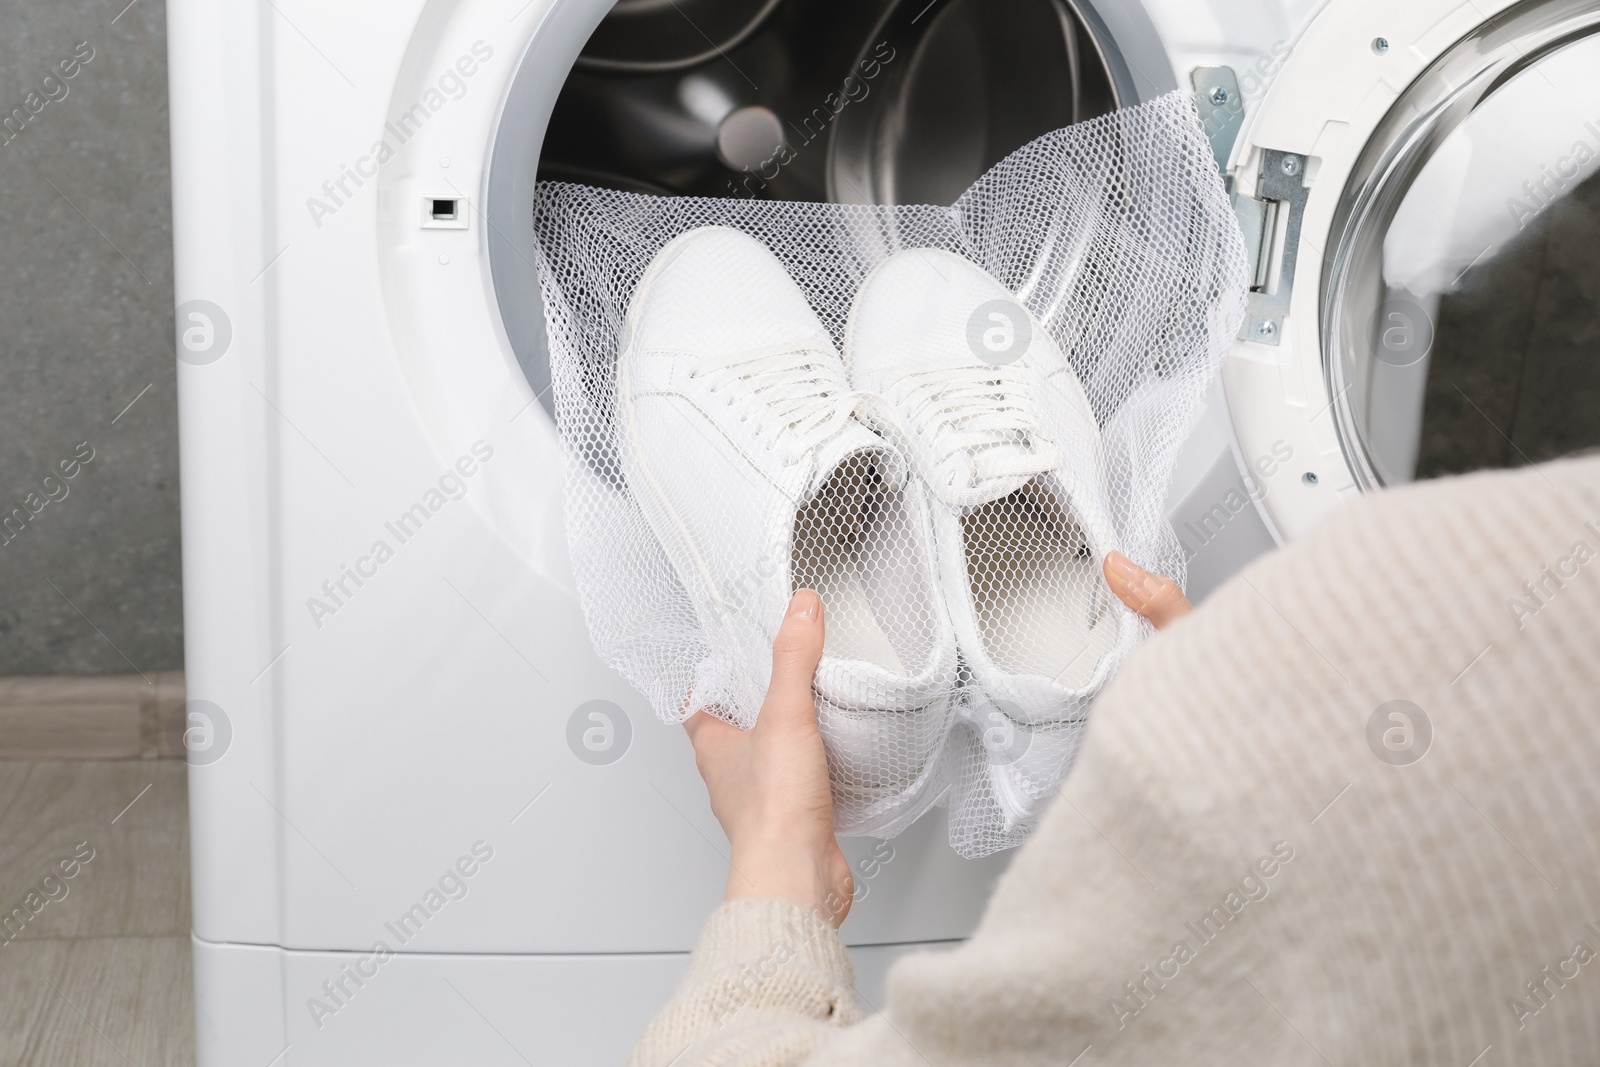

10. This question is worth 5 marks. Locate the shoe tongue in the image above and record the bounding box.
[803,420,909,505]
[929,437,1058,509]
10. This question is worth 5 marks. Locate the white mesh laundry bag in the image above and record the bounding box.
[533,90,1248,857]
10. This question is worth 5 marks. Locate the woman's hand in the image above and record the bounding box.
[683,590,855,926]
[1103,550,1192,629]
[682,556,1193,928]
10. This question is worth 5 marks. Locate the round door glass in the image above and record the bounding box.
[1325,7,1600,487]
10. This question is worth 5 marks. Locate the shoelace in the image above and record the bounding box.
[890,364,1059,491]
[690,344,854,465]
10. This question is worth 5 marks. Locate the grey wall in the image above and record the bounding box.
[0,0,180,675]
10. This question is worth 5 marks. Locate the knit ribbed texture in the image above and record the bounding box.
[630,456,1600,1066]
[629,897,862,1065]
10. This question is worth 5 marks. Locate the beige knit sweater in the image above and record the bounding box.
[631,455,1600,1066]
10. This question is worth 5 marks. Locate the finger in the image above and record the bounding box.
[759,589,825,731]
[1104,551,1193,630]
[683,708,742,748]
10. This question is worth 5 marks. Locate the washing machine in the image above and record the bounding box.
[169,0,1600,1061]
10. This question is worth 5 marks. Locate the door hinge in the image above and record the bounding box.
[1233,148,1308,345]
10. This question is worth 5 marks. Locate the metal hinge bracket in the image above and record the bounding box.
[1232,148,1308,346]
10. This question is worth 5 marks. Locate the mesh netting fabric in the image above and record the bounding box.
[532,90,1249,857]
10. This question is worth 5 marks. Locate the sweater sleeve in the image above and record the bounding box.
[629,456,1600,1067]
[627,897,863,1067]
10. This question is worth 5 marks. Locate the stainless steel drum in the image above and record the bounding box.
[539,0,1120,205]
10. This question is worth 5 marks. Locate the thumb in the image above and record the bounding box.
[760,590,825,730]
[1104,551,1193,630]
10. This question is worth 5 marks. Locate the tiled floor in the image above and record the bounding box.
[0,760,193,1066]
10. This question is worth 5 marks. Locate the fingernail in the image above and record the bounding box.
[787,589,819,620]
[1106,551,1139,583]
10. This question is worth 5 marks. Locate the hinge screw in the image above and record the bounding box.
[1372,37,1390,55]
[1256,320,1278,340]
[1280,155,1302,177]
[1208,85,1230,106]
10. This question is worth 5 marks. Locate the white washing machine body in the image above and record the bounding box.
[170,0,1578,1059]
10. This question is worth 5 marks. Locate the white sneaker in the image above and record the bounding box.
[844,248,1140,828]
[615,227,957,835]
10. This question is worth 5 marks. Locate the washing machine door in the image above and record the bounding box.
[1222,0,1600,541]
